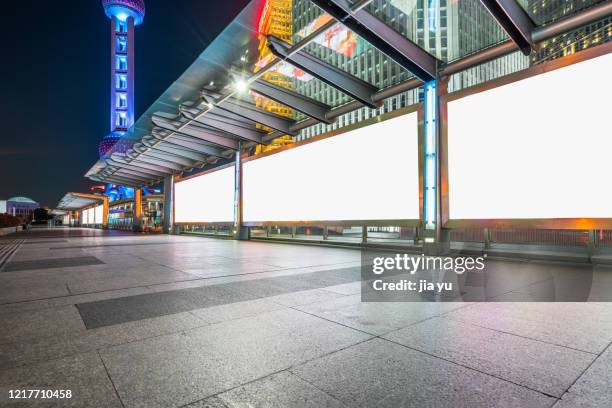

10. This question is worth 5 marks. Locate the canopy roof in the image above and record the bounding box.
[85,0,612,187]
[7,196,38,204]
[56,193,105,210]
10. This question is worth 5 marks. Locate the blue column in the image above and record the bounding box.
[233,146,248,239]
[423,81,437,233]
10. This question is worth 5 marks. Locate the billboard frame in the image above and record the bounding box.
[173,162,236,226]
[241,103,425,228]
[440,41,612,230]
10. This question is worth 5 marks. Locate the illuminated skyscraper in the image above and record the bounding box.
[527,0,612,62]
[254,0,294,153]
[99,0,146,157]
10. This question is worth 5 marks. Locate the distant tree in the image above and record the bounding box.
[33,208,50,221]
[0,214,21,227]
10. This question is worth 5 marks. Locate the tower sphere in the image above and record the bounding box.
[99,131,129,158]
[102,0,145,25]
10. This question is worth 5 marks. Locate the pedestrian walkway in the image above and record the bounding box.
[0,228,611,407]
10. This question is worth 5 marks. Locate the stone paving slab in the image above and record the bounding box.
[189,298,285,324]
[291,338,556,408]
[22,240,68,245]
[0,305,85,344]
[0,352,122,408]
[295,296,468,335]
[0,311,206,370]
[3,256,104,272]
[444,302,612,353]
[99,308,371,408]
[186,371,346,408]
[554,345,612,408]
[384,317,595,397]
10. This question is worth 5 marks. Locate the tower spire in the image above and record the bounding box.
[99,0,146,158]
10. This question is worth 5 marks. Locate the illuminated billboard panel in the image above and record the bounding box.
[94,205,104,225]
[82,208,93,225]
[174,165,236,223]
[243,112,420,223]
[447,52,612,220]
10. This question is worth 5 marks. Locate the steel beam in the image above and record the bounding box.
[193,112,267,144]
[267,36,380,108]
[104,160,168,178]
[109,154,176,174]
[110,171,152,182]
[149,132,226,158]
[250,79,333,123]
[154,142,214,161]
[310,0,438,82]
[479,0,535,54]
[215,98,298,135]
[152,116,240,150]
[138,150,198,167]
[129,154,184,171]
[108,166,160,180]
[94,175,144,187]
[142,136,217,161]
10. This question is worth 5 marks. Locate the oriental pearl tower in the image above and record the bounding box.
[98,0,145,158]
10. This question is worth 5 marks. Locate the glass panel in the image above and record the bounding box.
[365,0,509,62]
[532,17,612,64]
[447,14,612,92]
[366,226,418,245]
[301,29,414,88]
[251,225,364,243]
[297,90,421,140]
[294,2,415,88]
[447,50,530,92]
[515,0,608,25]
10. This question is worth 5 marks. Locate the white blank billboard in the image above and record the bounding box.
[94,205,104,225]
[174,165,235,223]
[447,52,612,220]
[243,112,420,223]
[82,208,94,225]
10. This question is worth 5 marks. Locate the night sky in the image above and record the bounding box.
[0,0,250,207]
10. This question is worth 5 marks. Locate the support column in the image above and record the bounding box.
[102,197,109,229]
[133,188,143,232]
[163,175,175,234]
[234,146,249,240]
[587,229,598,258]
[423,79,450,255]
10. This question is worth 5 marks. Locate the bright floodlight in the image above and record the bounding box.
[235,80,249,93]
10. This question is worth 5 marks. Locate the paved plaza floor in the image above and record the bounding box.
[0,228,611,407]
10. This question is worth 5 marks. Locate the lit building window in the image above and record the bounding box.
[116,112,128,127]
[116,92,127,108]
[116,20,127,33]
[115,56,127,70]
[115,74,127,89]
[116,37,127,52]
